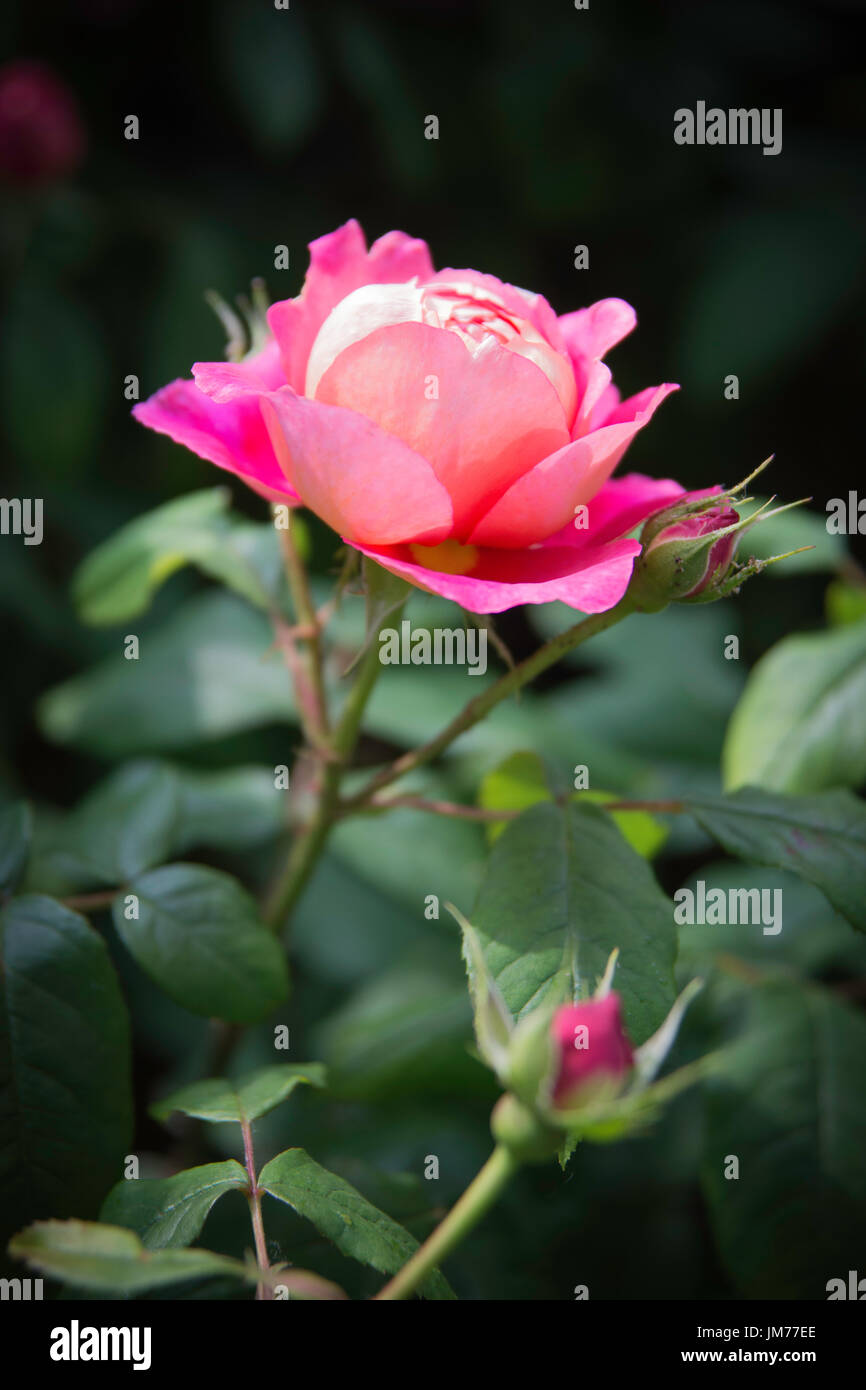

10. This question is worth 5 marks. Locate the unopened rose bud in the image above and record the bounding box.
[551,994,634,1107]
[629,495,742,611]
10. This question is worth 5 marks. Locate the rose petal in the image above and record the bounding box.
[133,349,299,504]
[267,220,435,390]
[353,534,643,615]
[543,473,688,547]
[260,387,453,547]
[304,282,426,399]
[468,385,678,547]
[558,297,637,372]
[314,320,569,540]
[587,381,621,430]
[191,337,286,399]
[426,267,568,351]
[572,360,613,438]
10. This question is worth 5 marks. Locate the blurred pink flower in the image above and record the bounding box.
[0,61,85,185]
[135,220,684,614]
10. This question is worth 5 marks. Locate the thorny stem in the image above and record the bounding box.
[240,1116,272,1301]
[263,760,343,930]
[263,595,408,932]
[342,596,637,814]
[275,509,330,744]
[339,794,686,822]
[346,796,520,822]
[374,1146,518,1300]
[61,889,120,911]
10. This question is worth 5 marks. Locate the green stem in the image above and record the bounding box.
[263,597,407,932]
[262,760,342,930]
[276,509,330,742]
[240,1116,272,1301]
[374,1145,518,1300]
[343,595,636,814]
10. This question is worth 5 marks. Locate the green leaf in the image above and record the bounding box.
[61,762,180,884]
[577,792,669,859]
[170,764,285,853]
[471,801,676,1044]
[26,761,285,895]
[113,864,288,1022]
[0,800,31,894]
[826,579,866,628]
[288,851,429,987]
[701,980,866,1298]
[8,1219,251,1293]
[100,1161,248,1248]
[151,1064,326,1125]
[0,897,132,1241]
[683,787,866,935]
[456,911,513,1075]
[259,1148,454,1299]
[331,784,485,916]
[72,488,282,623]
[313,966,475,1101]
[722,621,866,793]
[478,752,667,858]
[478,751,555,843]
[676,864,866,977]
[38,592,295,756]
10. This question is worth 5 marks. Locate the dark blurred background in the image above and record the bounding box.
[1,0,865,1300]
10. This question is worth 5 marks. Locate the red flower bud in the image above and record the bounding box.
[629,489,745,610]
[551,994,634,1106]
[645,505,741,597]
[0,61,85,186]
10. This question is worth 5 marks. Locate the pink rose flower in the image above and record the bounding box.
[134,220,684,614]
[551,995,634,1106]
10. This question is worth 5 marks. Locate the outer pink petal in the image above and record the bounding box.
[314,320,569,539]
[558,298,637,376]
[191,337,287,399]
[352,536,643,616]
[260,388,453,547]
[541,473,688,548]
[598,383,677,429]
[572,360,613,438]
[133,345,299,504]
[267,220,435,391]
[588,381,621,430]
[468,384,679,547]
